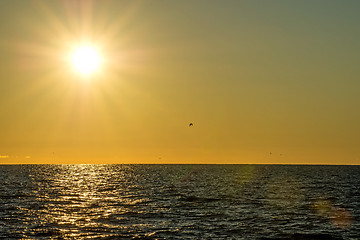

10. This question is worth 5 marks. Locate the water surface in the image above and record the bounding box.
[0,164,359,239]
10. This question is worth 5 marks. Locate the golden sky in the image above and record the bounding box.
[1,0,360,164]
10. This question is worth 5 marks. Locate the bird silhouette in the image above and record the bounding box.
[189,123,193,127]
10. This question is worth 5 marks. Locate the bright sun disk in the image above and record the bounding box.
[72,46,100,75]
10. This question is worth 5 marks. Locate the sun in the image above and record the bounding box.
[72,46,101,75]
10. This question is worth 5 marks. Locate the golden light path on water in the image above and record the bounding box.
[47,165,131,236]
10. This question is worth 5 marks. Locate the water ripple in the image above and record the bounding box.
[0,164,359,239]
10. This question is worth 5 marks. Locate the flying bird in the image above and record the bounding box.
[189,123,193,127]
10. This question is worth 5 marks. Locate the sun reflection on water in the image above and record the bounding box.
[45,164,133,236]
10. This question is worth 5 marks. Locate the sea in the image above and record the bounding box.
[0,164,359,239]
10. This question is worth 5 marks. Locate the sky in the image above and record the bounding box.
[0,0,360,164]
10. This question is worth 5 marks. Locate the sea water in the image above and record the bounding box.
[0,164,359,239]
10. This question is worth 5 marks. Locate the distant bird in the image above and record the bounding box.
[189,123,193,127]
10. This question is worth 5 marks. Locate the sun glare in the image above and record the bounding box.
[72,46,101,75]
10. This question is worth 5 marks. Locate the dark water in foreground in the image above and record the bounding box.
[0,164,359,239]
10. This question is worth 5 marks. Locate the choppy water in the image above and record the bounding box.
[0,164,359,239]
